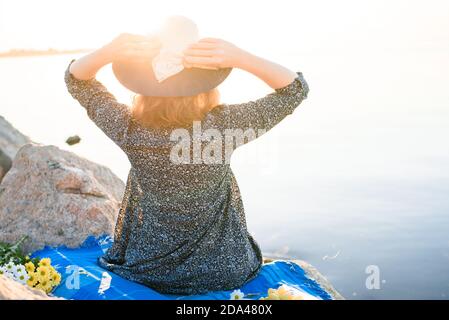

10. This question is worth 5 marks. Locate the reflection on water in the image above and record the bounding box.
[0,52,448,299]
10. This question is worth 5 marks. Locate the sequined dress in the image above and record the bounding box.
[64,60,309,295]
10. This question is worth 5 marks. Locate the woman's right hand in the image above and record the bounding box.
[103,33,162,63]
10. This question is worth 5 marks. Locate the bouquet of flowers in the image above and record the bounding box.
[229,284,313,300]
[259,284,312,300]
[0,236,61,294]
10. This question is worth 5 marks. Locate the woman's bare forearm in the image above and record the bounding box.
[69,33,161,81]
[236,51,298,90]
[183,38,298,90]
[69,46,113,80]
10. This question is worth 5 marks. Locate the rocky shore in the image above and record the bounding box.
[0,116,125,299]
[0,116,124,253]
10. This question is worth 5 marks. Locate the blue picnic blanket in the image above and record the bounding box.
[31,236,332,300]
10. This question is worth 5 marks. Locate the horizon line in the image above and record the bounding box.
[0,48,92,58]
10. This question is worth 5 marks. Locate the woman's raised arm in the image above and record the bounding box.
[184,38,309,135]
[65,34,161,147]
[183,38,298,89]
[70,33,161,80]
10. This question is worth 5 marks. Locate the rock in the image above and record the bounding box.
[0,115,32,161]
[0,143,125,253]
[0,275,62,300]
[66,135,81,146]
[0,116,32,182]
[0,150,12,182]
[293,260,344,300]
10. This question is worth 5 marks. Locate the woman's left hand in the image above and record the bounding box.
[183,38,247,70]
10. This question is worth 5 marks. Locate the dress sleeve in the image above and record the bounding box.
[64,59,131,147]
[210,72,309,134]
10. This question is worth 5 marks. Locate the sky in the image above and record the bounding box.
[0,0,448,54]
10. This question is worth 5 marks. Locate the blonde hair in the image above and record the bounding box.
[131,89,220,129]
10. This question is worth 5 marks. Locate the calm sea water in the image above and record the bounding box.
[1,52,448,299]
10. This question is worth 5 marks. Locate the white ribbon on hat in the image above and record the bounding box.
[152,49,185,83]
[151,16,199,83]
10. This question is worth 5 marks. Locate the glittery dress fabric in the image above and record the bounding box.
[64,60,309,295]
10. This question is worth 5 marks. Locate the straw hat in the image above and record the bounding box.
[112,16,232,97]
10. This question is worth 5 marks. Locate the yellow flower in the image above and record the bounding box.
[266,288,281,300]
[36,266,50,282]
[36,279,52,293]
[262,287,287,300]
[25,261,35,273]
[276,285,292,300]
[27,272,38,287]
[261,285,309,300]
[38,258,51,268]
[51,272,61,286]
[49,266,58,275]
